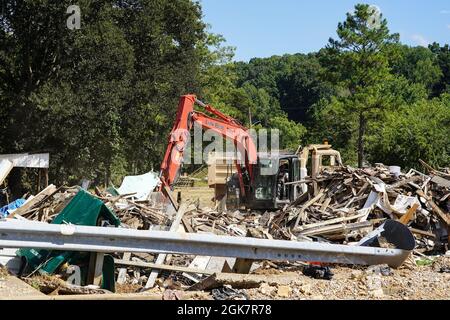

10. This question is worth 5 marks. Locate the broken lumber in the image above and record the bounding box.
[145,203,189,288]
[399,204,420,225]
[417,190,450,226]
[9,184,57,218]
[114,259,215,275]
[293,210,370,233]
[189,272,298,291]
[294,192,324,228]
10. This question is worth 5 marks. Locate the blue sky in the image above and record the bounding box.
[200,0,450,61]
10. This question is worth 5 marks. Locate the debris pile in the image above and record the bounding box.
[270,164,449,252]
[11,186,77,222]
[9,186,169,229]
[0,161,448,300]
[97,192,170,229]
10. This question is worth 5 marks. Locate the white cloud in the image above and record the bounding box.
[411,34,430,47]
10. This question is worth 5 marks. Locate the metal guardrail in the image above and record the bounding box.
[0,219,414,268]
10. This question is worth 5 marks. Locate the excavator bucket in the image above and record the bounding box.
[149,190,178,215]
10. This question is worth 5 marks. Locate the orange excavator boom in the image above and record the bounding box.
[159,95,257,198]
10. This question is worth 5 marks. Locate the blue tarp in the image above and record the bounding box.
[0,198,26,217]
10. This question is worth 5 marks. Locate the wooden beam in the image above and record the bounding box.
[182,216,194,233]
[114,259,215,275]
[294,192,324,228]
[44,168,49,188]
[86,252,104,286]
[116,252,131,285]
[398,204,419,225]
[409,227,435,239]
[144,203,189,288]
[294,210,369,233]
[297,220,375,237]
[417,190,450,226]
[162,186,179,212]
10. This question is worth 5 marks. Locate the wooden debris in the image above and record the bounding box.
[145,203,191,289]
[399,204,420,225]
[8,161,449,298]
[417,190,450,226]
[9,184,58,218]
[189,272,299,291]
[114,259,215,276]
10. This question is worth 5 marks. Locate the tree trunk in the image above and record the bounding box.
[105,164,111,189]
[358,112,366,168]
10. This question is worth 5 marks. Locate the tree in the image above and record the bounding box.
[320,4,399,167]
[31,2,135,185]
[268,116,306,151]
[116,0,206,174]
[277,54,334,123]
[366,94,450,169]
[390,44,442,96]
[198,33,306,151]
[0,0,208,188]
[429,43,450,96]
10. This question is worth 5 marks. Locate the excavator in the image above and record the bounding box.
[158,94,342,210]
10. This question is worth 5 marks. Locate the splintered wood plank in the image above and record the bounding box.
[117,252,132,285]
[232,258,254,274]
[182,216,195,233]
[9,184,57,217]
[398,204,419,225]
[409,227,435,238]
[294,210,370,233]
[144,203,189,289]
[294,192,324,228]
[298,221,373,237]
[114,259,215,275]
[320,198,332,211]
[417,190,450,226]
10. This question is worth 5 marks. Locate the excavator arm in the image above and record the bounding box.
[159,94,257,198]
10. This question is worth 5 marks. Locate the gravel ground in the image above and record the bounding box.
[244,256,450,300]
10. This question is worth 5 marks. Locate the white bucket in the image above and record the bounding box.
[389,166,401,177]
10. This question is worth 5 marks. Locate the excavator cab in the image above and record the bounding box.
[227,154,302,210]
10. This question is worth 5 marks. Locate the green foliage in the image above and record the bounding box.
[318,3,400,167]
[235,54,331,123]
[268,116,306,151]
[390,44,443,95]
[0,0,449,191]
[0,0,206,187]
[366,95,450,169]
[231,3,449,169]
[198,31,305,150]
[429,43,450,96]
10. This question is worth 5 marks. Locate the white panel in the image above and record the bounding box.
[0,153,49,168]
[0,160,14,185]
